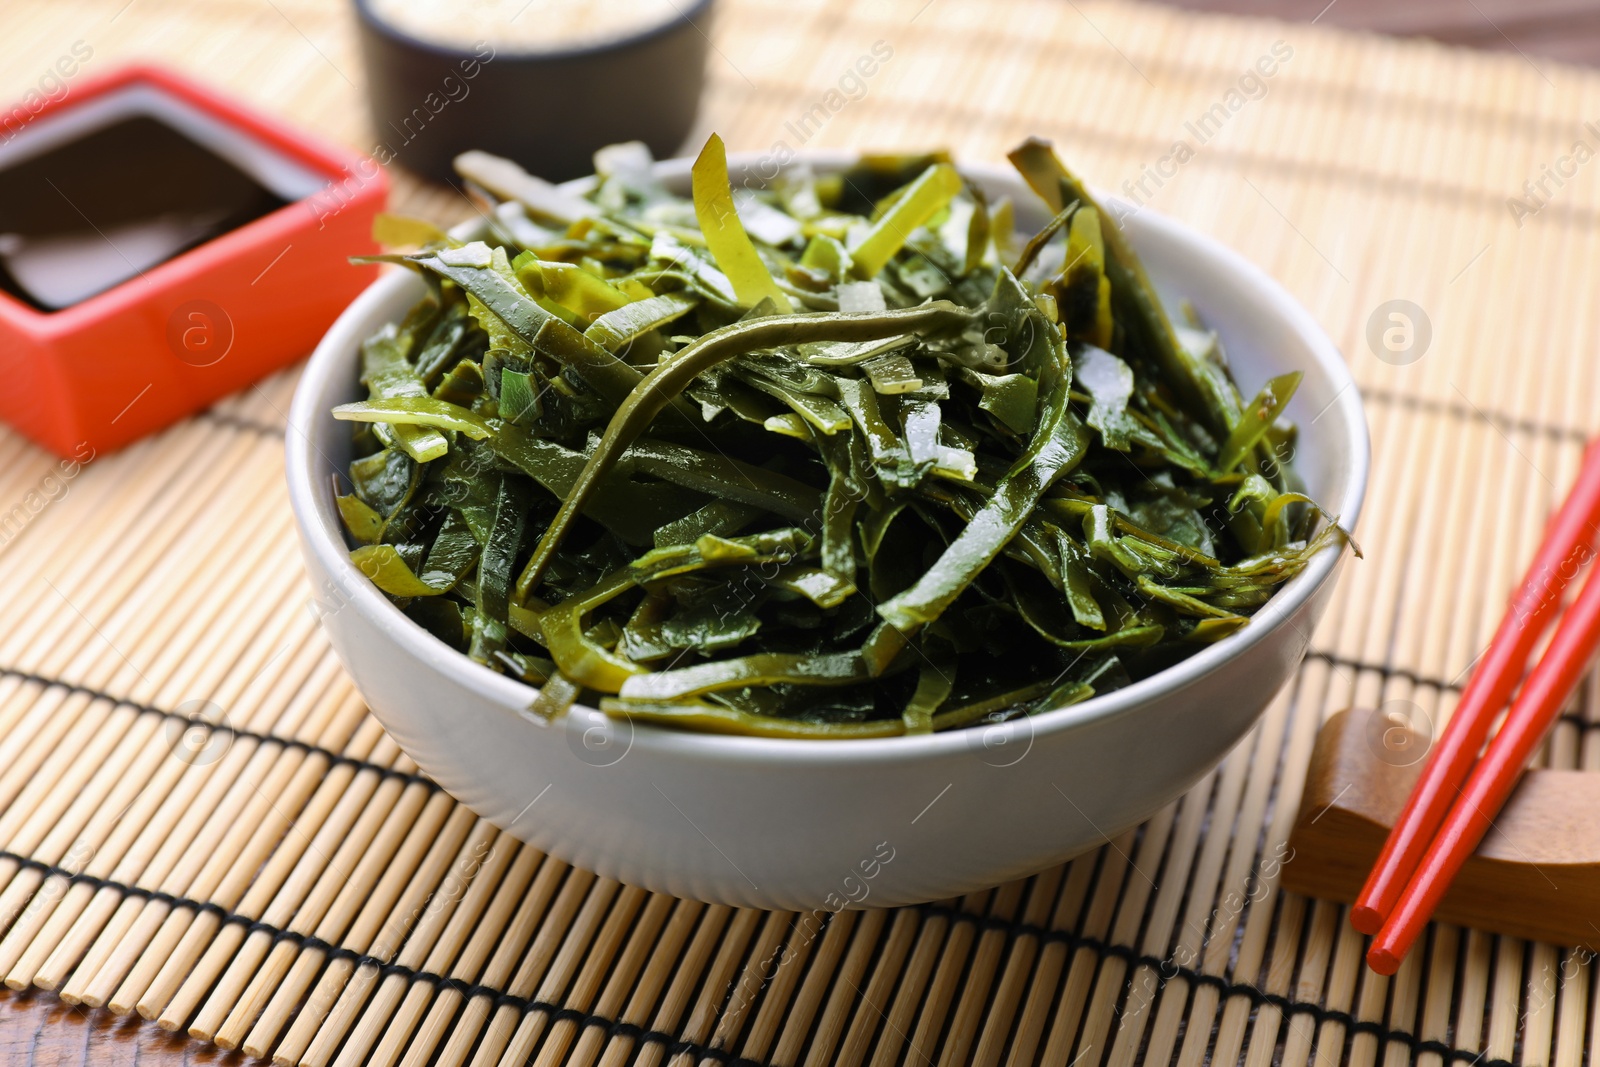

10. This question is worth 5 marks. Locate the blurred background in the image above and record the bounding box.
[1177,0,1600,66]
[7,0,1584,224]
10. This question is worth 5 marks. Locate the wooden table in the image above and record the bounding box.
[0,987,227,1066]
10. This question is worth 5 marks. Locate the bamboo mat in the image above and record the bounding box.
[2,0,1600,1064]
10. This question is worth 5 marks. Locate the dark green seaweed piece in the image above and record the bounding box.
[514,301,973,599]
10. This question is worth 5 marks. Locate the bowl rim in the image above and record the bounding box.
[287,151,1370,767]
[351,0,717,63]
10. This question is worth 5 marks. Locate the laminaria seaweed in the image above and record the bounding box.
[331,134,1346,738]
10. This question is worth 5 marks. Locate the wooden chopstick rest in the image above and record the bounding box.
[1284,707,1600,950]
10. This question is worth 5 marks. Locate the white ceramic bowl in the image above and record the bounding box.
[287,155,1368,910]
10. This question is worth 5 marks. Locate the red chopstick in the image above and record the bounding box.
[1367,548,1600,973]
[1350,438,1600,937]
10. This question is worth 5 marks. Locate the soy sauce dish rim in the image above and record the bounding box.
[287,151,1370,763]
[350,0,717,63]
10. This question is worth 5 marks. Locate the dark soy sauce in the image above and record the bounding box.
[0,114,290,312]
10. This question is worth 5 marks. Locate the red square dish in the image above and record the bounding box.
[0,64,387,457]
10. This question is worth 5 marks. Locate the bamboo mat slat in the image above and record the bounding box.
[2,1,1599,1064]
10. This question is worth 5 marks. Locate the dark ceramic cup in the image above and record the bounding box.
[351,0,714,183]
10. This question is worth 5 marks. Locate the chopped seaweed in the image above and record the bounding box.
[333,135,1347,738]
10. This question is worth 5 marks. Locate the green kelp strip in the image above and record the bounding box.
[333,136,1345,738]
